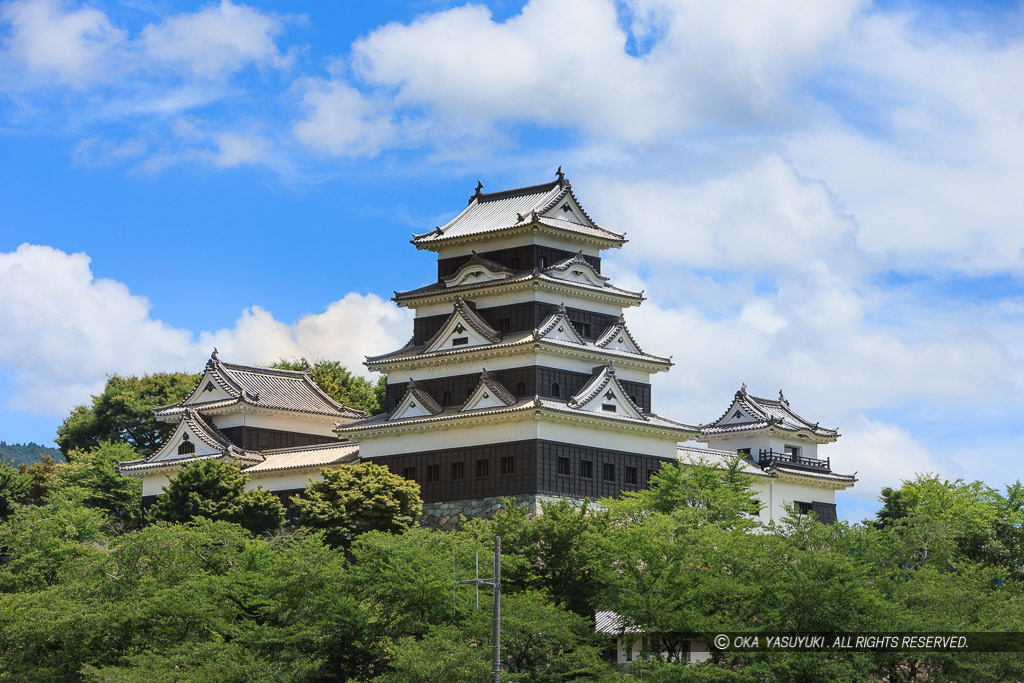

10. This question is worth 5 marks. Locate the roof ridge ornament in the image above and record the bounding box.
[779,389,788,405]
[556,165,565,186]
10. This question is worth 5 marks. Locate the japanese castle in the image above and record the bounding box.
[120,171,855,525]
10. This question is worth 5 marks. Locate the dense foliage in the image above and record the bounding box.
[0,454,1019,682]
[272,358,388,415]
[292,462,422,548]
[55,372,201,458]
[0,440,63,466]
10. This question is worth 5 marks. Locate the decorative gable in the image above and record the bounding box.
[594,315,644,354]
[543,252,608,287]
[535,303,584,345]
[149,411,230,463]
[424,297,502,353]
[443,252,514,287]
[462,369,517,411]
[540,192,589,227]
[390,380,443,420]
[181,354,239,405]
[568,364,646,420]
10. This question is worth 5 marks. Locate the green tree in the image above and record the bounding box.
[16,454,58,505]
[56,371,200,458]
[293,463,421,548]
[272,358,387,415]
[0,461,28,520]
[51,441,142,527]
[147,460,285,535]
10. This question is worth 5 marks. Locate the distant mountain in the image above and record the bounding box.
[0,441,65,467]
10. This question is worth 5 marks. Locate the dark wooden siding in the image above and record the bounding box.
[438,245,600,280]
[412,302,619,345]
[216,426,336,452]
[386,366,651,413]
[373,439,672,503]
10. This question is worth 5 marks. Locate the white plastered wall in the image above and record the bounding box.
[210,411,339,436]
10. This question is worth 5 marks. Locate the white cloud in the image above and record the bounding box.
[214,131,270,167]
[1,0,125,86]
[292,78,396,157]
[0,244,411,416]
[141,0,288,79]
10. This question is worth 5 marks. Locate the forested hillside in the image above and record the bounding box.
[0,441,63,466]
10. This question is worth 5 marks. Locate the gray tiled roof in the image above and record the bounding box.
[462,369,517,408]
[412,176,624,246]
[701,389,839,439]
[675,445,774,477]
[594,611,641,635]
[119,408,260,473]
[770,466,857,483]
[244,442,360,474]
[365,328,671,367]
[393,270,643,303]
[337,396,697,435]
[156,355,367,420]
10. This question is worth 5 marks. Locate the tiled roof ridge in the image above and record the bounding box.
[476,179,560,204]
[258,441,356,455]
[393,271,644,303]
[594,314,644,354]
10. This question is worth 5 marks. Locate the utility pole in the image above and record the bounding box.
[454,535,501,682]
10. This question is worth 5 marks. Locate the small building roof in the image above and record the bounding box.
[244,442,360,475]
[595,611,641,635]
[411,172,625,249]
[156,351,367,420]
[675,444,773,478]
[700,387,839,442]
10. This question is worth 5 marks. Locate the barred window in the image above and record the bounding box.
[177,435,195,456]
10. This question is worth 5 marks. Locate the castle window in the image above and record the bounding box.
[539,256,547,268]
[580,460,593,479]
[510,256,520,269]
[426,464,440,483]
[737,448,751,457]
[451,461,465,480]
[602,463,616,482]
[499,318,510,332]
[557,457,571,476]
[402,466,416,481]
[576,322,591,337]
[602,404,617,412]
[500,456,515,475]
[452,337,468,346]
[784,445,801,459]
[442,391,453,406]
[516,381,527,396]
[796,501,813,516]
[551,382,560,398]
[476,459,489,478]
[177,435,195,456]
[625,466,638,485]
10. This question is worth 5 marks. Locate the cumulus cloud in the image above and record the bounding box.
[0,244,410,416]
[292,79,396,157]
[1,0,125,86]
[141,0,289,78]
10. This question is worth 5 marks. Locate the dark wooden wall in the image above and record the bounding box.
[386,366,651,414]
[412,301,620,345]
[438,245,600,280]
[216,426,337,452]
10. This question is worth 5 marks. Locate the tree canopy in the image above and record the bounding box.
[292,462,422,548]
[147,460,285,535]
[55,372,200,458]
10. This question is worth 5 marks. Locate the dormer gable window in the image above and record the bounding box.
[177,434,195,456]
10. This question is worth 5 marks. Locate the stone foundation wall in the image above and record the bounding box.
[420,494,587,530]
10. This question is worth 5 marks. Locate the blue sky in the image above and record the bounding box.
[1,0,1022,520]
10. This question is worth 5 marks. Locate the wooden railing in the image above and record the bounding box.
[758,448,830,472]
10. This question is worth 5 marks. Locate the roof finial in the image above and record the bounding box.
[302,358,312,373]
[475,180,483,197]
[740,383,747,394]
[211,347,219,361]
[555,166,564,184]
[779,389,787,404]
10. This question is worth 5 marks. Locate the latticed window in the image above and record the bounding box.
[500,456,514,475]
[177,435,195,456]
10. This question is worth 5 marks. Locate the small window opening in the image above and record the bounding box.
[452,337,468,346]
[177,435,195,456]
[551,382,560,398]
[476,459,489,478]
[442,391,453,406]
[499,318,511,332]
[501,456,515,475]
[603,463,616,482]
[401,466,416,480]
[602,404,617,412]
[580,460,593,479]
[557,457,571,476]
[516,381,527,396]
[539,256,548,268]
[451,461,465,480]
[426,464,440,483]
[510,256,521,270]
[625,466,638,485]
